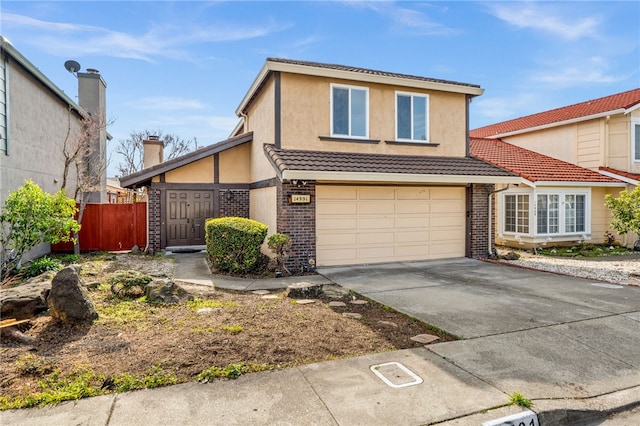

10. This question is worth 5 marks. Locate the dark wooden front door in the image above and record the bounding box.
[166,190,214,246]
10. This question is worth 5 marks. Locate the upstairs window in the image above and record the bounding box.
[331,84,368,138]
[396,92,428,141]
[633,121,640,162]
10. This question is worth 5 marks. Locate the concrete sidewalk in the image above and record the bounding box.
[3,253,639,425]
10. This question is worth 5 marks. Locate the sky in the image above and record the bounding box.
[1,1,639,177]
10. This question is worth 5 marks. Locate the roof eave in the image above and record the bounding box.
[530,180,626,188]
[280,169,520,185]
[236,59,484,115]
[488,109,627,138]
[1,36,85,117]
[599,170,639,185]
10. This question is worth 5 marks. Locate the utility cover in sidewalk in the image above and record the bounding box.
[370,362,423,388]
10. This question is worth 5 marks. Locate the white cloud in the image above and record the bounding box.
[2,13,290,61]
[472,92,541,124]
[487,2,600,40]
[341,1,458,36]
[128,97,208,111]
[531,56,625,87]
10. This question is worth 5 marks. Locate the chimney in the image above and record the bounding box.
[143,136,164,169]
[77,68,108,203]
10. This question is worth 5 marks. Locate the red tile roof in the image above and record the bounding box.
[471,88,640,138]
[264,145,517,178]
[599,166,640,182]
[470,138,623,184]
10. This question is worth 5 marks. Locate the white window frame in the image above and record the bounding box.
[500,188,591,242]
[330,83,369,139]
[503,193,530,234]
[632,118,640,163]
[395,91,429,142]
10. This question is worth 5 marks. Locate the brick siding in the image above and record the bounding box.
[469,183,494,258]
[219,189,250,218]
[276,181,316,273]
[147,188,162,254]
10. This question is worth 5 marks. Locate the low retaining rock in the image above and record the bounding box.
[286,282,323,299]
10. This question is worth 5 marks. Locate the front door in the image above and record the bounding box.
[166,190,214,246]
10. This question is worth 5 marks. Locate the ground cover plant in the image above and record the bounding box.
[534,243,632,258]
[0,253,453,409]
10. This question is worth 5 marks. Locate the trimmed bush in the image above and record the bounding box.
[206,217,268,275]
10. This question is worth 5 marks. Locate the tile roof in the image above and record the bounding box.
[599,166,640,182]
[264,145,517,178]
[267,58,481,90]
[470,88,640,138]
[470,138,623,184]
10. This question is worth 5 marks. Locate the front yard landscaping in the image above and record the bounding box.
[0,253,452,410]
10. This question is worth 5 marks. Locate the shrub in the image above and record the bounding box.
[206,217,268,275]
[267,233,291,275]
[24,256,62,278]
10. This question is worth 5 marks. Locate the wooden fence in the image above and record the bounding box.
[52,202,147,252]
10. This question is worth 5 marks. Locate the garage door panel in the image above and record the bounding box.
[316,186,465,266]
[396,187,430,200]
[317,218,358,230]
[359,232,394,245]
[358,202,395,215]
[397,216,429,228]
[397,203,429,214]
[396,231,429,243]
[359,187,395,200]
[317,232,357,245]
[317,203,357,215]
[359,217,395,229]
[318,186,357,200]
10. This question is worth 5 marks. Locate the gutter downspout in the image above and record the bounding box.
[488,185,511,256]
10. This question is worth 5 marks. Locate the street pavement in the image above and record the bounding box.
[2,254,639,425]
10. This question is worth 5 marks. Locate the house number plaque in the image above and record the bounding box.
[290,194,311,204]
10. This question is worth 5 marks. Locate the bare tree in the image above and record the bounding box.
[115,130,197,176]
[61,109,112,254]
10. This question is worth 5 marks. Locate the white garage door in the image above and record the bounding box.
[316,186,466,266]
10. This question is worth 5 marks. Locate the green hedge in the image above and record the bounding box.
[206,217,268,274]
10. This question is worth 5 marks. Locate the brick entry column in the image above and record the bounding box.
[469,183,494,258]
[147,188,162,254]
[277,181,316,273]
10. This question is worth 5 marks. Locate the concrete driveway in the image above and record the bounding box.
[318,258,640,401]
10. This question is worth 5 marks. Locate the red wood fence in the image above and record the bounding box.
[52,203,147,252]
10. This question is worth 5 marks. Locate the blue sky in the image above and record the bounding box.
[2,1,639,177]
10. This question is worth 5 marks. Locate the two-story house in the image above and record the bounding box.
[470,89,640,248]
[121,58,519,269]
[1,36,108,258]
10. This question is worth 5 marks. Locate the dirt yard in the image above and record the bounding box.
[0,253,452,408]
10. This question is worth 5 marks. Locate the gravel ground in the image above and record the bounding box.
[499,252,640,285]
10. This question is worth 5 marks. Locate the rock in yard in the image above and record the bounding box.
[1,280,51,320]
[294,299,316,305]
[342,312,363,320]
[286,282,323,299]
[145,280,192,304]
[410,334,440,344]
[350,299,368,305]
[48,266,98,323]
[328,301,347,307]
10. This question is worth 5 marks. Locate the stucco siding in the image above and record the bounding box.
[250,186,277,252]
[245,78,276,183]
[503,125,577,164]
[279,73,467,157]
[1,57,81,206]
[164,156,214,183]
[219,143,251,183]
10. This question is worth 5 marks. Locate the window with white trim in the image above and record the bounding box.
[633,121,640,162]
[536,192,586,235]
[396,92,428,141]
[504,194,529,233]
[536,194,559,234]
[331,84,368,138]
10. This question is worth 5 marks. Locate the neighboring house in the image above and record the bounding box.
[471,138,625,249]
[0,36,108,257]
[470,88,640,246]
[470,89,640,182]
[121,58,519,268]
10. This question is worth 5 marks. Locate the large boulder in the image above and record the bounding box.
[144,280,192,304]
[0,279,52,320]
[48,266,98,323]
[634,239,640,251]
